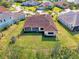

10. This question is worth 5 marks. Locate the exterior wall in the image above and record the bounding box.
[6,19,14,26]
[24,27,40,32]
[0,18,13,31]
[39,27,44,32]
[19,14,25,20]
[0,13,15,25]
[11,14,25,23]
[0,12,25,31]
[0,21,7,30]
[31,27,39,32]
[24,27,57,37]
[44,31,56,36]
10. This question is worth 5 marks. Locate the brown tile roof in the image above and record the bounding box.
[24,14,57,31]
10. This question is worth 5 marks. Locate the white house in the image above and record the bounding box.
[67,0,79,4]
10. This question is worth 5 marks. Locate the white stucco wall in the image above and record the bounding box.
[44,31,56,36]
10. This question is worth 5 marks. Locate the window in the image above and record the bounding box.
[10,17,11,19]
[48,32,54,34]
[40,28,44,30]
[0,20,2,22]
[4,19,6,22]
[32,27,39,31]
[76,26,79,31]
[25,27,31,31]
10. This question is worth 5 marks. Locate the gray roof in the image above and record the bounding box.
[22,1,40,6]
[58,11,79,26]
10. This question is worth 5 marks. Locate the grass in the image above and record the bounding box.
[1,3,79,58]
[0,19,79,59]
[14,3,21,6]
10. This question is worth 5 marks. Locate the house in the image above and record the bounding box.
[67,0,79,4]
[23,14,57,37]
[37,2,53,10]
[0,6,8,13]
[21,0,40,6]
[41,2,53,7]
[54,2,69,9]
[0,13,14,31]
[10,11,25,23]
[58,10,79,32]
[3,11,25,22]
[0,11,25,31]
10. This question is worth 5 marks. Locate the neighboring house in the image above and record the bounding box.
[0,6,25,31]
[41,2,53,7]
[8,11,25,23]
[4,11,25,21]
[21,0,40,6]
[0,13,14,31]
[54,2,69,9]
[0,6,8,13]
[0,11,25,31]
[67,0,79,4]
[23,14,57,37]
[58,11,79,32]
[37,2,53,10]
